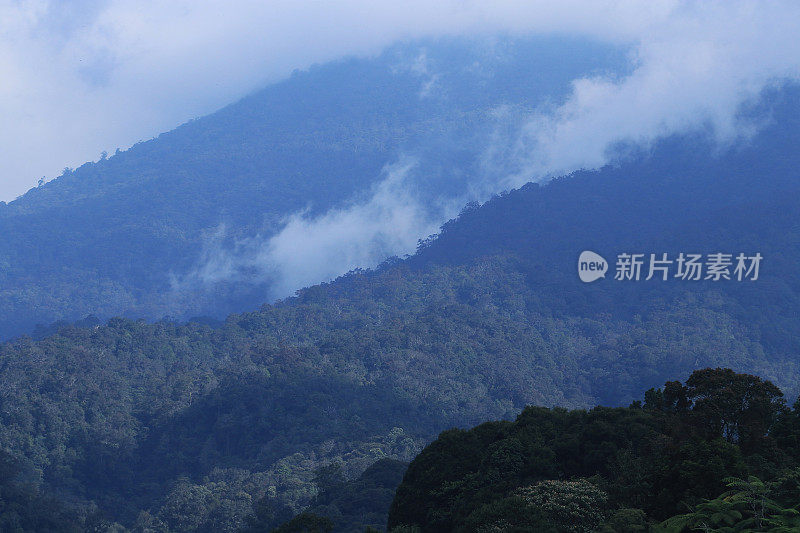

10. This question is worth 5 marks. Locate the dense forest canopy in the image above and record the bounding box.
[1,185,800,531]
[1,1,800,530]
[3,83,800,528]
[0,34,799,533]
[388,368,800,532]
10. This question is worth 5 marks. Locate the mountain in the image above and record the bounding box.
[0,36,626,341]
[1,80,800,531]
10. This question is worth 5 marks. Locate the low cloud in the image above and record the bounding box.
[496,2,800,187]
[5,1,800,301]
[178,160,451,299]
[176,1,800,300]
[0,0,693,201]
[257,161,444,296]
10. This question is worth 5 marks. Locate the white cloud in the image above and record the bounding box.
[177,160,448,299]
[0,0,673,200]
[103,0,800,301]
[257,160,441,296]
[247,2,800,299]
[497,1,800,186]
[4,1,800,301]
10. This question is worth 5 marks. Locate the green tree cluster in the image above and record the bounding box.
[388,369,800,532]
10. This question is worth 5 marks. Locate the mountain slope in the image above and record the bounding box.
[2,83,800,530]
[0,36,626,340]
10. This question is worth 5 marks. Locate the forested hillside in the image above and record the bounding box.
[3,2,800,532]
[2,80,800,530]
[0,36,625,340]
[388,368,800,532]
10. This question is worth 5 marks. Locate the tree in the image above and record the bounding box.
[685,368,786,452]
[241,497,293,533]
[656,475,800,532]
[270,513,333,533]
[514,479,608,533]
[463,479,608,533]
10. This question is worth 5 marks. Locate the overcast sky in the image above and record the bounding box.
[1,1,799,202]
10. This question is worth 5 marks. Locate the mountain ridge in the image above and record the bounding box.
[0,35,626,340]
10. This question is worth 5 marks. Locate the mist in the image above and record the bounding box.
[174,1,800,301]
[0,0,712,201]
[179,160,450,298]
[5,1,800,302]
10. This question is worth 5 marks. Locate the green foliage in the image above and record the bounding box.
[271,513,333,533]
[3,242,800,531]
[598,508,649,532]
[388,369,800,532]
[2,87,800,533]
[267,459,408,533]
[656,473,800,532]
[684,369,786,453]
[513,479,608,532]
[462,479,608,533]
[0,449,83,532]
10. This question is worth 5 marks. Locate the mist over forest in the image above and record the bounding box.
[2,2,800,532]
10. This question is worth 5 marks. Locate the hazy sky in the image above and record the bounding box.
[1,1,799,203]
